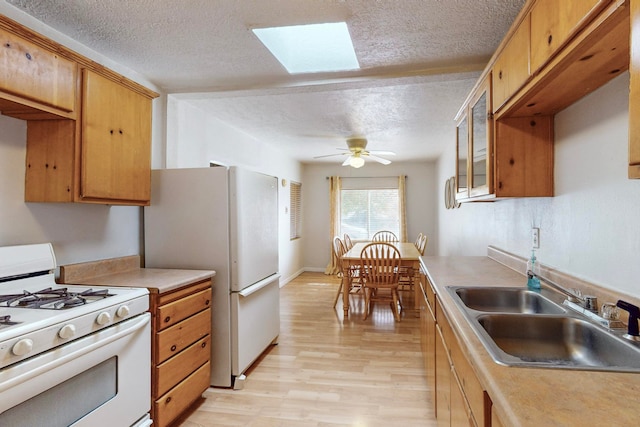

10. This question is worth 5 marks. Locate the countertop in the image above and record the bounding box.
[58,255,215,294]
[421,254,640,426]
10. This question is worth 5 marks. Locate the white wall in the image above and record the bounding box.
[436,73,640,297]
[165,97,304,284]
[302,161,437,271]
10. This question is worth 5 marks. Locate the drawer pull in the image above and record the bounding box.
[25,52,32,60]
[164,316,171,323]
[201,342,207,348]
[170,345,177,352]
[547,34,553,45]
[165,397,172,404]
[205,299,210,306]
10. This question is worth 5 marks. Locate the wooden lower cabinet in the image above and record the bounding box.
[151,279,212,427]
[430,295,490,427]
[491,407,505,427]
[419,274,437,415]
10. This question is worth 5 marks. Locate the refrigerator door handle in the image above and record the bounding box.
[237,274,280,297]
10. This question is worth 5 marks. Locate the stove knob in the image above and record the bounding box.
[58,324,76,339]
[12,338,33,356]
[96,312,112,325]
[116,305,130,318]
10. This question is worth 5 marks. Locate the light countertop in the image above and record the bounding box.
[58,255,215,294]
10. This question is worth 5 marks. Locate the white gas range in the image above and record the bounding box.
[0,243,152,427]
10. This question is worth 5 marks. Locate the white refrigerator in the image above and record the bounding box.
[144,166,280,388]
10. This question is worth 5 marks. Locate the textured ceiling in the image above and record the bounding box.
[4,0,527,164]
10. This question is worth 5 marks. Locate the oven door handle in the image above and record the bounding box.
[0,313,150,393]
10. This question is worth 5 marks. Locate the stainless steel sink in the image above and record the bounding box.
[451,286,566,314]
[476,314,640,372]
[446,286,640,372]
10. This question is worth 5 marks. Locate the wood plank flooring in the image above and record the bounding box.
[179,271,436,426]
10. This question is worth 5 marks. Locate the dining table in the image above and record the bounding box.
[340,241,422,317]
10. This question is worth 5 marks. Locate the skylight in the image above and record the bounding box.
[252,22,360,74]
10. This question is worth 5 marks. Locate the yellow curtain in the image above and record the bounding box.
[324,176,342,275]
[399,175,408,242]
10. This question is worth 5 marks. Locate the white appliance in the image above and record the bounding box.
[144,166,280,388]
[0,243,151,426]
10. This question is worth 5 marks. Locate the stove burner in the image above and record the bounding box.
[0,287,113,310]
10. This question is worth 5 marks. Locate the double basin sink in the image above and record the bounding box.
[447,286,640,372]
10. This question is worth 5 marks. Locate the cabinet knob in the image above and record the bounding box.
[547,34,553,45]
[201,342,207,348]
[164,316,171,323]
[25,52,32,60]
[205,299,210,306]
[171,345,177,352]
[165,397,172,404]
[498,70,503,80]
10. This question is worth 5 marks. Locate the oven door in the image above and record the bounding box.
[0,313,151,427]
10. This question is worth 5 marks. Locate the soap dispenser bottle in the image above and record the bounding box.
[526,250,541,291]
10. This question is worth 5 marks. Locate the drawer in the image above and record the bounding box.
[157,288,211,331]
[155,335,211,397]
[154,361,210,427]
[156,308,211,364]
[0,27,76,112]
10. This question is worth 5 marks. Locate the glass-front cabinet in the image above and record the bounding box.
[455,74,493,202]
[455,113,468,200]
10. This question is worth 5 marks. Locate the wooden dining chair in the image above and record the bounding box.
[372,230,399,243]
[343,233,354,251]
[333,236,362,307]
[359,242,402,321]
[400,233,427,291]
[416,234,428,256]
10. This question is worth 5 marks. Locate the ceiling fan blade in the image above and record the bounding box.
[367,154,392,165]
[368,150,396,156]
[313,153,348,159]
[342,156,352,166]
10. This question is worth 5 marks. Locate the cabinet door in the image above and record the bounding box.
[425,289,437,414]
[469,76,492,198]
[435,325,451,427]
[80,69,151,204]
[492,15,531,112]
[0,27,76,113]
[494,116,554,197]
[631,0,640,179]
[530,0,606,72]
[455,113,469,201]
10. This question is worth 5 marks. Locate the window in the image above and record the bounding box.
[340,188,400,240]
[290,181,302,240]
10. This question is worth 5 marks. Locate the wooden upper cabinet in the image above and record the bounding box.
[630,0,640,179]
[494,116,554,198]
[79,69,152,204]
[0,26,76,115]
[492,14,531,113]
[530,0,608,73]
[456,75,494,202]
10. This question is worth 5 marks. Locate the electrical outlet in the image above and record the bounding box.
[532,227,540,249]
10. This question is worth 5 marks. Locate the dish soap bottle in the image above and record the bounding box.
[526,250,541,291]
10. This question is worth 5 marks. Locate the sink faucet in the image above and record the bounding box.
[616,300,640,342]
[527,271,584,304]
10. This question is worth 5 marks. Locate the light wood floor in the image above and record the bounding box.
[179,271,436,426]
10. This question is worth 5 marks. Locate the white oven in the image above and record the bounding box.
[0,243,152,427]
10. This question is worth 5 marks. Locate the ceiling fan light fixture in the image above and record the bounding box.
[349,155,365,168]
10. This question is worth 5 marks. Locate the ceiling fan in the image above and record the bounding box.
[313,137,396,168]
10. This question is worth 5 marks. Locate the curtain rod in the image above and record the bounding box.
[326,176,407,179]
